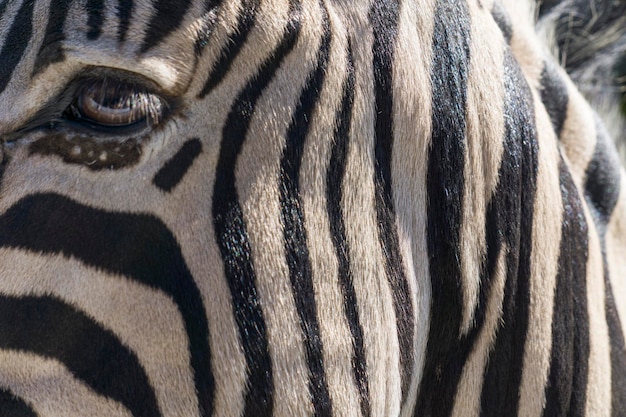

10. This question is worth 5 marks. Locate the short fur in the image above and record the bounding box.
[0,0,624,416]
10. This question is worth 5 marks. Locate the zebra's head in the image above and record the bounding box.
[0,1,625,417]
[0,0,221,160]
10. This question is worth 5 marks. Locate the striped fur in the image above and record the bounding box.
[0,0,624,416]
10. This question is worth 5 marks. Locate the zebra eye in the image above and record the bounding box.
[67,78,165,128]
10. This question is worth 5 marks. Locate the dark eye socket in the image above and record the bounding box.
[64,77,166,128]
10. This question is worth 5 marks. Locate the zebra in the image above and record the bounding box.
[0,0,624,415]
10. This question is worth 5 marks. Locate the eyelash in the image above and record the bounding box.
[61,76,168,132]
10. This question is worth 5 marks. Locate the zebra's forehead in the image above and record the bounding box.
[0,0,214,134]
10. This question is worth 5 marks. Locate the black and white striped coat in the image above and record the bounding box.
[0,0,624,416]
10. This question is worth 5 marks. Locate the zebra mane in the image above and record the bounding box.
[536,0,626,161]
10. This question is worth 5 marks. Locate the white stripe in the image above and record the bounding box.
[339,2,402,413]
[518,91,562,417]
[606,177,626,339]
[583,211,612,417]
[0,351,132,417]
[560,78,599,181]
[452,245,507,417]
[459,0,506,336]
[391,0,435,414]
[163,152,248,416]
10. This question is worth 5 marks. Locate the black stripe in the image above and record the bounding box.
[0,151,7,193]
[539,61,569,138]
[413,3,534,416]
[414,82,536,416]
[86,0,105,40]
[415,42,539,417]
[584,119,626,416]
[0,193,214,417]
[604,271,626,417]
[32,0,73,77]
[480,50,538,417]
[490,2,512,44]
[279,3,332,415]
[327,44,371,417]
[116,0,133,43]
[543,159,589,417]
[212,2,301,415]
[0,0,34,95]
[0,295,161,417]
[198,0,261,98]
[0,389,38,417]
[153,138,203,192]
[368,0,415,402]
[140,0,192,53]
[537,0,561,17]
[416,0,471,415]
[585,119,621,227]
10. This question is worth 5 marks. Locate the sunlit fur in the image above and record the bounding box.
[0,0,624,416]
